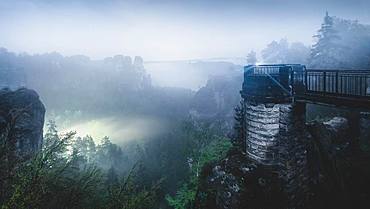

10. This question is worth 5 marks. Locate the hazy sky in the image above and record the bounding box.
[0,0,369,60]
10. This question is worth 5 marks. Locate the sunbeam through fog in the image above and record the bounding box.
[59,116,167,145]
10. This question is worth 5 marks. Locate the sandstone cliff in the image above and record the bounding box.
[194,116,370,209]
[0,88,45,158]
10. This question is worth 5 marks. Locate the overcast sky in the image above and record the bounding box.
[0,0,369,61]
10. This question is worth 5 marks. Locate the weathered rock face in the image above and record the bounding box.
[194,116,370,209]
[0,88,45,158]
[359,113,370,151]
[194,148,288,209]
[306,116,370,209]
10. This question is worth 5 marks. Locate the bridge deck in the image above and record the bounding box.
[243,65,370,110]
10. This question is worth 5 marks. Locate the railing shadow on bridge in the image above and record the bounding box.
[242,64,370,110]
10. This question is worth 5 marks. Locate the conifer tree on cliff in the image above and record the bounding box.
[310,11,344,68]
[233,100,246,151]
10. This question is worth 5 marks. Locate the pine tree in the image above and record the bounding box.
[106,166,119,186]
[233,100,246,151]
[310,11,343,68]
[43,120,59,148]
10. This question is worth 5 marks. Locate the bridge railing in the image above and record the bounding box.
[304,69,370,97]
[244,64,306,95]
[244,65,282,76]
[243,65,297,102]
[244,65,370,101]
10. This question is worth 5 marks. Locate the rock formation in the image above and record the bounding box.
[194,116,370,209]
[194,148,288,209]
[190,74,243,133]
[0,88,45,158]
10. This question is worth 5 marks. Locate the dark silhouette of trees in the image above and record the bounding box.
[309,12,370,69]
[232,100,246,151]
[262,39,310,64]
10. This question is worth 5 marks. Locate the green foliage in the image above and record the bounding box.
[72,135,96,163]
[166,183,196,209]
[0,109,28,205]
[166,136,232,209]
[2,118,230,209]
[1,129,103,209]
[198,137,232,168]
[0,121,160,209]
[105,163,161,209]
[95,136,127,171]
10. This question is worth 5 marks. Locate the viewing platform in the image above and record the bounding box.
[241,64,370,109]
[241,64,370,165]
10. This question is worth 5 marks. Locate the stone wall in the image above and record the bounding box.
[244,101,309,208]
[245,102,281,165]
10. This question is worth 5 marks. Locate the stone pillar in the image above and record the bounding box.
[244,101,307,167]
[244,99,309,208]
[245,101,285,165]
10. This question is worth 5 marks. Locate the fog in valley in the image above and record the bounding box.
[1,1,370,209]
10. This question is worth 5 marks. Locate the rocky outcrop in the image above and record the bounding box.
[190,75,243,133]
[194,148,288,209]
[359,113,370,151]
[307,116,370,209]
[0,88,45,158]
[194,116,370,209]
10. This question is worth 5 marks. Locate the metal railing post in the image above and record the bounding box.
[290,67,294,94]
[305,69,308,92]
[366,75,368,96]
[323,71,326,93]
[336,71,339,94]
